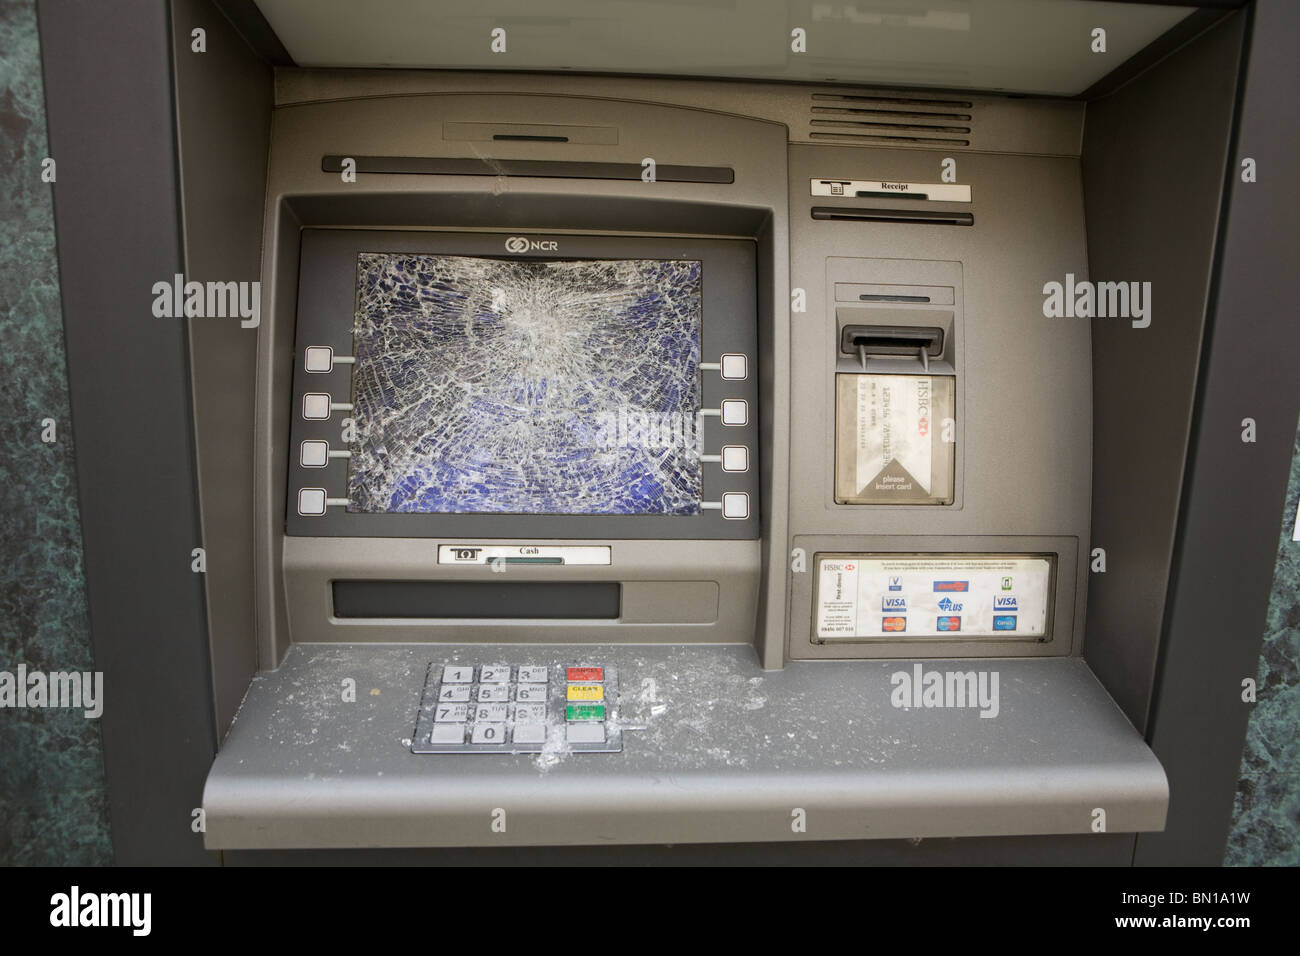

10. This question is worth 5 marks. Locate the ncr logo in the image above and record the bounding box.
[505,236,558,253]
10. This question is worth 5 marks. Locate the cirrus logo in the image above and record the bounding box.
[505,236,558,253]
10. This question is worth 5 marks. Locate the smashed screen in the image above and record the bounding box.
[347,253,702,515]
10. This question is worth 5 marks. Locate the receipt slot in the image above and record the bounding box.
[49,0,1295,864]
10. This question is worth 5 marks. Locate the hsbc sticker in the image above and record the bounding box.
[505,236,558,253]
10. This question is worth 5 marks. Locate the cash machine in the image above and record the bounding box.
[43,0,1292,862]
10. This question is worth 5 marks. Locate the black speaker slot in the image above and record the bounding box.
[322,155,734,184]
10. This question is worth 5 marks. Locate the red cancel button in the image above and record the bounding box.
[567,667,604,682]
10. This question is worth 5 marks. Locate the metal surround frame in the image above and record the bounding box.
[38,0,1277,863]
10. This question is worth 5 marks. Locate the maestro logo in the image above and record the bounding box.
[505,236,558,253]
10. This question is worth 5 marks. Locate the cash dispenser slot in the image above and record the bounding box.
[332,581,621,619]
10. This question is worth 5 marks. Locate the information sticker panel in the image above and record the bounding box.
[814,553,1055,641]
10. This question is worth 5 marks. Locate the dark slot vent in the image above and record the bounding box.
[860,294,931,303]
[332,580,621,620]
[809,92,973,146]
[812,206,974,226]
[841,325,944,356]
[493,134,569,142]
[321,155,734,184]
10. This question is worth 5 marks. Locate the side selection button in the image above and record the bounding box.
[297,488,327,516]
[304,346,333,372]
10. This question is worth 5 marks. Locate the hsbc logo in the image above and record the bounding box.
[505,236,558,253]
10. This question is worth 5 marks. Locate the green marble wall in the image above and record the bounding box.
[1227,415,1300,866]
[0,0,112,865]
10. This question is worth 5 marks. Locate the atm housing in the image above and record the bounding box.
[180,5,1253,855]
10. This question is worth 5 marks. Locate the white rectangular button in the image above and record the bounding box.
[300,440,329,468]
[720,353,748,380]
[471,723,507,744]
[438,685,471,702]
[430,723,465,744]
[302,393,331,420]
[721,445,749,472]
[304,346,333,372]
[514,702,547,722]
[478,684,510,702]
[720,399,748,426]
[518,666,548,683]
[296,488,327,516]
[441,666,474,683]
[473,703,507,722]
[512,724,546,744]
[566,723,606,744]
[515,684,548,703]
[480,664,511,683]
[433,703,467,722]
[722,492,750,519]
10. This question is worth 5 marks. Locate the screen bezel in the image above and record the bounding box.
[285,228,760,539]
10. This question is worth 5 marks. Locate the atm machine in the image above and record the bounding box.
[39,0,1298,864]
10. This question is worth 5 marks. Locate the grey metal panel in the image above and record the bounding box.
[784,145,1092,660]
[281,537,759,645]
[204,644,1166,849]
[273,70,1087,158]
[252,0,1192,97]
[38,0,217,865]
[1136,0,1300,866]
[211,0,295,65]
[1080,10,1244,733]
[253,93,789,667]
[171,0,273,737]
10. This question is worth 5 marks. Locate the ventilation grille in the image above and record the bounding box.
[808,93,973,147]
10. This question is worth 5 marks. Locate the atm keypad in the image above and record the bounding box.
[411,663,621,754]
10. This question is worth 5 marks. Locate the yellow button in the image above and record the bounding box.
[566,684,604,701]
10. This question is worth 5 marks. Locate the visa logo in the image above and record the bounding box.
[882,616,906,632]
[882,596,908,611]
[993,596,1018,611]
[993,615,1017,631]
[934,581,969,592]
[937,616,961,632]
[937,597,964,612]
[888,576,903,591]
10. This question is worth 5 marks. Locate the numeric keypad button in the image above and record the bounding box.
[471,723,507,745]
[433,703,468,722]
